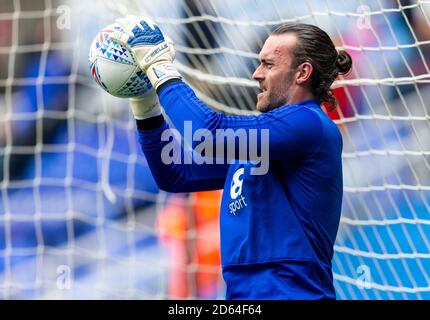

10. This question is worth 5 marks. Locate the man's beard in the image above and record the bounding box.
[262,92,289,113]
[257,69,296,113]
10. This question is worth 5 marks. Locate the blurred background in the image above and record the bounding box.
[0,0,429,299]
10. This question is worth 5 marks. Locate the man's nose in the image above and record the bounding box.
[252,65,264,81]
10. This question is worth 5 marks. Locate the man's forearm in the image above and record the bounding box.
[137,118,228,193]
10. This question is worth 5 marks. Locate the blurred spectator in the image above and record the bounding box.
[0,0,162,298]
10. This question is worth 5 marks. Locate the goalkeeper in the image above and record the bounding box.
[111,18,352,299]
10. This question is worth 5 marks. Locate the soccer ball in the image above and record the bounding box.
[88,23,152,98]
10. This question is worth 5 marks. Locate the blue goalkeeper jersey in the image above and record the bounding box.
[137,81,343,300]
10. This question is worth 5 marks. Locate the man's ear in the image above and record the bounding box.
[296,62,313,85]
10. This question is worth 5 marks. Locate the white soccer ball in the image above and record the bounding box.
[88,23,152,98]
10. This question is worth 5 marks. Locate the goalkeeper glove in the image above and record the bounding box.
[110,16,181,91]
[129,89,162,120]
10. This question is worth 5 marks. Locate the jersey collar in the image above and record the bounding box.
[295,99,321,108]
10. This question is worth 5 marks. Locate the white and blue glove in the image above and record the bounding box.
[129,89,162,120]
[110,16,182,91]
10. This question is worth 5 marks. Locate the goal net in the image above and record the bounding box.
[1,0,430,299]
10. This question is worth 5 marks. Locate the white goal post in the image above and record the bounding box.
[0,0,430,299]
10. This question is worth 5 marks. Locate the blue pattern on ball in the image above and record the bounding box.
[89,23,154,98]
